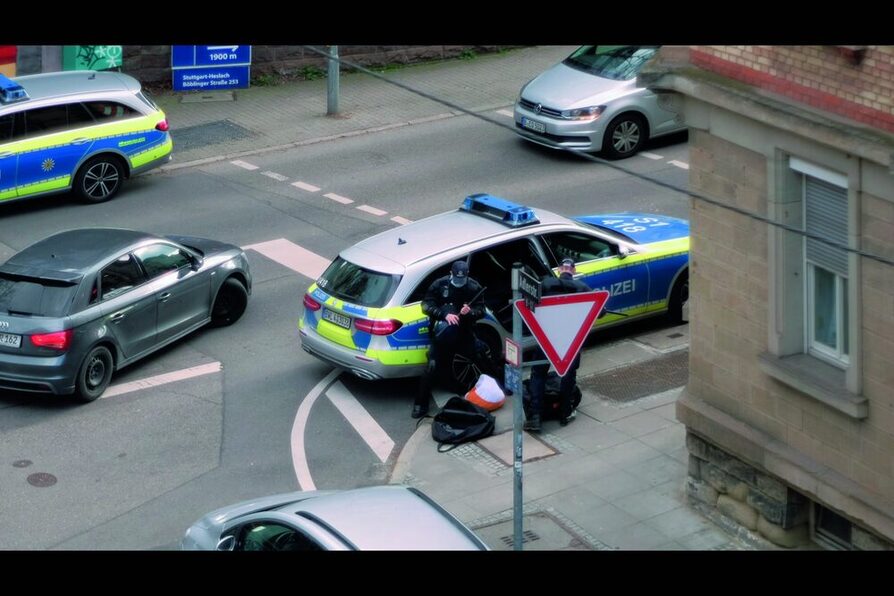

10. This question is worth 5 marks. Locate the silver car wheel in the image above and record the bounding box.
[612,120,641,154]
[84,162,120,200]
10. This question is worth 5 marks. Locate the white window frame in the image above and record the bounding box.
[794,158,849,369]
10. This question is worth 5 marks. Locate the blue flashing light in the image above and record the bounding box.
[0,74,28,103]
[460,193,539,227]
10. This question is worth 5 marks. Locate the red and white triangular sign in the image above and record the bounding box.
[514,290,610,377]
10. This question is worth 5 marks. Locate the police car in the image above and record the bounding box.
[0,70,172,205]
[299,194,689,389]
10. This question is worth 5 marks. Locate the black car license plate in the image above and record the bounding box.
[322,308,351,329]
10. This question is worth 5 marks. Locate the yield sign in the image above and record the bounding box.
[514,290,610,376]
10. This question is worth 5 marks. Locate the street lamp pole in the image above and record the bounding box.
[327,45,339,115]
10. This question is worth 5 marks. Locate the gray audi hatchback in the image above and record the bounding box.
[0,228,251,402]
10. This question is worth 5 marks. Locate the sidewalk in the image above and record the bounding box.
[152,45,577,169]
[390,322,759,551]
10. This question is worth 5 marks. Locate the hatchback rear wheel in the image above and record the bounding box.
[74,346,113,403]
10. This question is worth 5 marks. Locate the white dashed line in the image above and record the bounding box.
[496,109,514,117]
[242,238,331,279]
[669,160,690,170]
[102,362,222,398]
[357,205,387,216]
[261,171,289,181]
[639,152,663,160]
[326,381,395,463]
[230,160,259,170]
[391,216,413,225]
[291,181,321,192]
[324,192,354,205]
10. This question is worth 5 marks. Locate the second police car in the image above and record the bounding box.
[0,70,172,205]
[299,194,689,389]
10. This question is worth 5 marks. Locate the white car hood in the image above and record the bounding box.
[521,62,636,109]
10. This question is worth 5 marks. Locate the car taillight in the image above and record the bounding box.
[30,329,73,350]
[303,293,322,311]
[354,318,402,335]
[155,119,169,132]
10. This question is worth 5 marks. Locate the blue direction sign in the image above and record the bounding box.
[171,45,252,92]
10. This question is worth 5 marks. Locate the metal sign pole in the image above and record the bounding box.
[327,46,339,115]
[510,263,524,551]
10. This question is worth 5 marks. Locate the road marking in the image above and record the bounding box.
[291,369,341,490]
[391,216,412,225]
[231,160,259,170]
[291,181,321,192]
[261,171,289,181]
[102,362,222,398]
[357,204,387,216]
[324,192,354,205]
[326,381,394,463]
[496,109,514,117]
[639,152,663,160]
[243,238,330,279]
[669,160,690,170]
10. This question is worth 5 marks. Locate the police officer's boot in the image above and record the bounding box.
[412,360,436,419]
[524,413,542,433]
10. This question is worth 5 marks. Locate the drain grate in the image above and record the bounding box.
[578,349,688,402]
[500,530,540,547]
[172,119,255,152]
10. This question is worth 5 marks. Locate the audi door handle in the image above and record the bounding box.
[110,312,126,323]
[71,137,91,145]
[158,292,172,302]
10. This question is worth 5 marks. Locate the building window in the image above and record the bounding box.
[800,168,849,368]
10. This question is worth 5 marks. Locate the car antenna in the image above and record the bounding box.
[398,237,406,245]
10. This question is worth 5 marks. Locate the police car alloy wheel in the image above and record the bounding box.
[76,155,124,203]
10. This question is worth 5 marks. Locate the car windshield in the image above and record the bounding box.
[0,274,79,317]
[563,46,659,81]
[317,257,401,308]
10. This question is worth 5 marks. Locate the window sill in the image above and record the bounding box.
[758,352,868,419]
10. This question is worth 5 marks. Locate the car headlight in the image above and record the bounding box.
[561,106,605,121]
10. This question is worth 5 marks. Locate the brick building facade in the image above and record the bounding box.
[641,46,894,549]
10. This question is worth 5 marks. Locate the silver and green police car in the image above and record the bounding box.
[0,70,172,205]
[299,194,689,388]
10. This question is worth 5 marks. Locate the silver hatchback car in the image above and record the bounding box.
[514,45,685,159]
[181,485,488,551]
[0,228,251,401]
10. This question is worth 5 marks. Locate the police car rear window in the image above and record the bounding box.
[0,274,79,317]
[317,257,401,308]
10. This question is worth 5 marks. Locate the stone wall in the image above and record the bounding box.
[122,45,512,88]
[685,432,893,549]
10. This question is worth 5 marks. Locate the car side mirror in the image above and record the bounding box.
[216,535,236,551]
[191,255,204,271]
[618,246,630,259]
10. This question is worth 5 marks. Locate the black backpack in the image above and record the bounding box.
[431,396,495,452]
[522,372,582,420]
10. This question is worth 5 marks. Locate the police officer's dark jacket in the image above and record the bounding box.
[541,272,591,296]
[421,276,486,324]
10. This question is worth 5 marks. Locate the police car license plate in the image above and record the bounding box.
[521,117,546,133]
[0,332,21,348]
[322,309,350,329]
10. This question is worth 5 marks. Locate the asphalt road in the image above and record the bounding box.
[0,110,688,549]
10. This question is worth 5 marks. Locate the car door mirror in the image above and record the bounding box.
[216,535,236,551]
[618,246,630,259]
[191,255,204,271]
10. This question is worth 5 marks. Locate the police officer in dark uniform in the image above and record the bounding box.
[524,258,592,432]
[412,260,493,418]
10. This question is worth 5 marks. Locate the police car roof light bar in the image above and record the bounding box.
[460,193,539,227]
[0,74,29,104]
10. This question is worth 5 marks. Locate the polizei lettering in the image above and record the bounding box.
[594,279,636,296]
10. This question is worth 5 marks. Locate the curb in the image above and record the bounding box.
[151,102,515,175]
[389,417,432,485]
